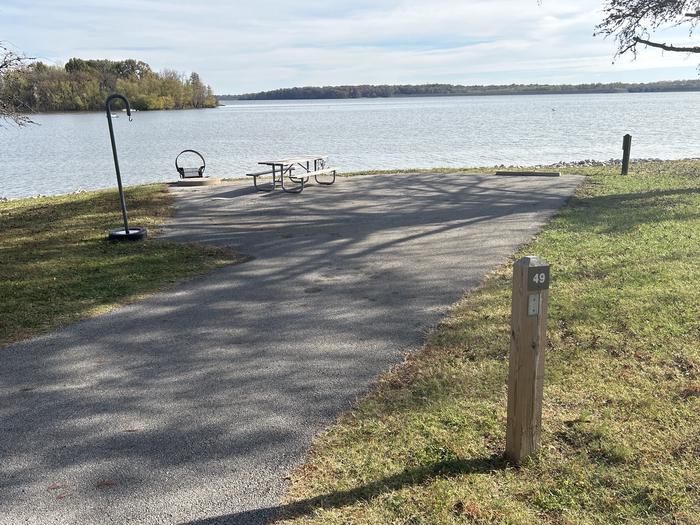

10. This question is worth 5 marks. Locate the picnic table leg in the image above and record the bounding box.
[252,166,275,192]
[281,164,304,193]
[315,169,336,185]
[288,164,310,187]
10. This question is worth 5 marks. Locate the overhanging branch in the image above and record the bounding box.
[633,36,700,52]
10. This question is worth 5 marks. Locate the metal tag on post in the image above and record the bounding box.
[528,293,540,316]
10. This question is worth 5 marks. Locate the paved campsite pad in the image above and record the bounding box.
[0,173,582,524]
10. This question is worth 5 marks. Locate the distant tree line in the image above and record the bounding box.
[224,80,700,100]
[0,58,218,112]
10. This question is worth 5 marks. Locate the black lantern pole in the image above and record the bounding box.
[105,94,147,241]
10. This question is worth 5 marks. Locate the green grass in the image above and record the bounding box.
[0,184,240,347]
[277,160,700,525]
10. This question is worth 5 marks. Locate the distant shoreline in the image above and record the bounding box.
[219,80,700,101]
[23,106,217,116]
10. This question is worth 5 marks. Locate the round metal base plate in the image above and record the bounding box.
[108,227,148,241]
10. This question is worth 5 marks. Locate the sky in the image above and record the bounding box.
[1,0,698,94]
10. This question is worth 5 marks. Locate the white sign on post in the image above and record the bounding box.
[528,293,540,316]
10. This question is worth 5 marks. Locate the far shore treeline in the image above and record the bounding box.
[0,58,218,112]
[224,79,700,100]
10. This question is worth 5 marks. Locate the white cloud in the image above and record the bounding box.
[0,0,697,92]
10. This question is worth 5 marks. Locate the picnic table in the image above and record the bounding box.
[246,155,336,193]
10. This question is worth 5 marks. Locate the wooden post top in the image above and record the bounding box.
[516,256,549,268]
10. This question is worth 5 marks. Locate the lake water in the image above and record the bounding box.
[1,92,698,199]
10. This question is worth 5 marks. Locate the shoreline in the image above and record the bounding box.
[3,158,698,201]
[11,106,218,118]
[229,88,700,101]
[225,80,700,101]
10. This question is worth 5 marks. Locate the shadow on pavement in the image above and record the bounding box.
[0,172,581,524]
[179,455,506,525]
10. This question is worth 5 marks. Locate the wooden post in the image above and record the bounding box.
[621,134,632,176]
[506,256,549,464]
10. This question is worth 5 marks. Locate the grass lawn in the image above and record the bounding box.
[277,160,700,524]
[0,184,240,347]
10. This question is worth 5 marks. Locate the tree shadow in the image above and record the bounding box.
[180,455,507,525]
[566,186,700,234]
[0,172,581,523]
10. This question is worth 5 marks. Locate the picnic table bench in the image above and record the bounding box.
[247,155,336,193]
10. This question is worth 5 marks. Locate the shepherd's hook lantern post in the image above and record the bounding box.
[105,94,147,241]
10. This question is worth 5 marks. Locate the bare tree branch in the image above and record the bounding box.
[634,36,700,52]
[0,42,34,126]
[596,0,699,58]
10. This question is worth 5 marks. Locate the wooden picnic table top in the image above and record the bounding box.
[258,155,328,166]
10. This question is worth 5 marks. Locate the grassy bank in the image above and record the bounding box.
[277,160,700,524]
[0,184,239,347]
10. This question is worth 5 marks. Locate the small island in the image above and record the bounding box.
[0,58,217,112]
[223,79,700,100]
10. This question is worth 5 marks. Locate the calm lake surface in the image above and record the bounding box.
[1,92,698,198]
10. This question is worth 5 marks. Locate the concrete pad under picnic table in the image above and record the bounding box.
[0,172,582,525]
